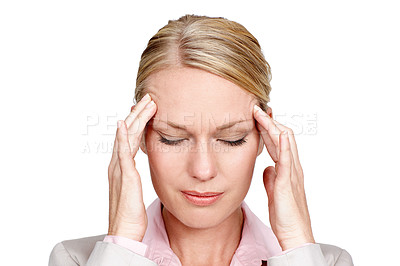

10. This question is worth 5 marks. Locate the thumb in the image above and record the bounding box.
[263,166,276,205]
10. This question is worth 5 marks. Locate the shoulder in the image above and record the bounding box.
[267,243,353,266]
[49,234,106,266]
[318,243,354,265]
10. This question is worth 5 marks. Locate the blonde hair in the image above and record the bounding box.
[134,14,272,111]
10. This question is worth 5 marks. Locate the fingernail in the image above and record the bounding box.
[145,100,155,109]
[254,105,266,116]
[142,93,151,102]
[117,120,122,128]
[131,105,135,112]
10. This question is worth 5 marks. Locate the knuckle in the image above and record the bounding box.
[120,166,133,178]
[117,147,123,157]
[117,144,130,156]
[117,149,126,160]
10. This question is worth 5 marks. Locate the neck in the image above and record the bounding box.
[162,205,244,266]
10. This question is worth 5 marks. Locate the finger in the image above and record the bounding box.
[256,120,279,162]
[272,121,303,179]
[116,120,144,201]
[109,96,154,173]
[127,100,157,157]
[253,105,282,162]
[116,120,136,176]
[275,131,292,186]
[125,93,152,128]
[109,161,120,217]
[254,105,282,145]
[108,128,120,178]
[263,166,276,206]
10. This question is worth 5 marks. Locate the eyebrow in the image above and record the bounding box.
[155,119,252,131]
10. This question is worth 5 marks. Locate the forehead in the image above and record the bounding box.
[146,66,257,131]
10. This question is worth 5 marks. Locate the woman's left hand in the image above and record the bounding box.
[253,105,315,251]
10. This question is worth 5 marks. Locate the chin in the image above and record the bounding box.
[165,196,239,229]
[179,209,226,229]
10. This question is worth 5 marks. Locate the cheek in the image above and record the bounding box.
[145,130,185,186]
[222,130,259,168]
[227,134,259,186]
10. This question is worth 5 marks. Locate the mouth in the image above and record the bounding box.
[181,191,224,206]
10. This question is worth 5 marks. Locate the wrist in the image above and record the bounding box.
[279,235,315,251]
[108,229,144,242]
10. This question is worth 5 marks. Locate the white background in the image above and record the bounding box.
[1,0,399,265]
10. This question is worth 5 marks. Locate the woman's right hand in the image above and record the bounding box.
[107,93,157,242]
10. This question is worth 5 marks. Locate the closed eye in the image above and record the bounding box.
[158,136,247,147]
[223,138,247,146]
[158,136,184,146]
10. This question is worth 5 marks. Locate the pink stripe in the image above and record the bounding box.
[103,235,148,256]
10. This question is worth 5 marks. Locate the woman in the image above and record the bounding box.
[49,15,353,266]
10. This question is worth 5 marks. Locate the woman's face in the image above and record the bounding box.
[140,66,263,229]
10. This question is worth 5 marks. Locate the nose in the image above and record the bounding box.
[188,139,218,182]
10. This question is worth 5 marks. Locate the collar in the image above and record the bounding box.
[142,198,282,266]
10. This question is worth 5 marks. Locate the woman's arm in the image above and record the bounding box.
[253,105,353,266]
[49,96,158,266]
[48,242,79,266]
[253,105,315,249]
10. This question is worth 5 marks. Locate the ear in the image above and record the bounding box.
[139,127,148,155]
[256,106,273,156]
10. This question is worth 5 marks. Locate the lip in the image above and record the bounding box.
[181,191,224,206]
